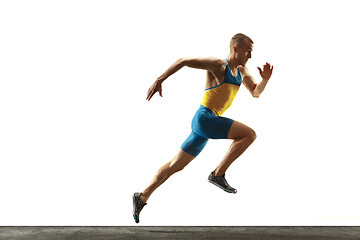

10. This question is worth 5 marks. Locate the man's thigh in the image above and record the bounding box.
[227,121,255,140]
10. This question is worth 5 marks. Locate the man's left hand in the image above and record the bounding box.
[257,62,273,81]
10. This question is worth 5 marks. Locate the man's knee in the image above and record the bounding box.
[170,158,190,173]
[155,161,184,179]
[240,128,256,145]
[233,127,256,142]
[169,151,194,173]
[248,128,257,143]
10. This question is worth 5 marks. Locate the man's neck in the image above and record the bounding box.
[226,55,239,72]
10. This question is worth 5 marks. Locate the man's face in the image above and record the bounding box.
[235,40,253,66]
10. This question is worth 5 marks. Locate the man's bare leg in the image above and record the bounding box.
[140,149,195,203]
[213,121,256,177]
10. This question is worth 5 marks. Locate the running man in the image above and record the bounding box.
[133,33,273,223]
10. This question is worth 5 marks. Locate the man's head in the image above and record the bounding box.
[230,33,254,66]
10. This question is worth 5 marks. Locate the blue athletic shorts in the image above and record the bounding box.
[181,105,234,157]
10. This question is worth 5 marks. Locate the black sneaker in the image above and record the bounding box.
[208,172,237,194]
[133,192,147,223]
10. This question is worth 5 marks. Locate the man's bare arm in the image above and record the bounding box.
[146,57,223,101]
[241,63,273,98]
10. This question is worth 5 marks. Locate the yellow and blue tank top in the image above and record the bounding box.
[201,59,242,116]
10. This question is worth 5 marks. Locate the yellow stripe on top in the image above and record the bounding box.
[200,59,242,116]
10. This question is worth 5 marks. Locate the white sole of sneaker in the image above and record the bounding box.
[208,180,237,194]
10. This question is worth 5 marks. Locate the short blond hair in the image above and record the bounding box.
[230,33,253,50]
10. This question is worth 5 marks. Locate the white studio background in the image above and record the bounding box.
[0,0,359,226]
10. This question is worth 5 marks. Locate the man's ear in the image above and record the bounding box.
[233,45,237,53]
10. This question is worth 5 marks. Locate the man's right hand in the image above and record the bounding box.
[146,80,163,101]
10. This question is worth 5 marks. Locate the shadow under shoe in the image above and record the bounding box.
[208,172,237,194]
[133,192,147,223]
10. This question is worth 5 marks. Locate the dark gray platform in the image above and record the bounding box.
[1,226,360,240]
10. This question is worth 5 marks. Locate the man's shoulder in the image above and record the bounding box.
[206,57,226,66]
[205,57,226,73]
[237,65,246,70]
[205,58,226,83]
[237,65,250,75]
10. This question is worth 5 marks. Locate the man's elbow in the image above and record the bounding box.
[252,89,261,98]
[177,58,186,66]
[251,86,260,98]
[253,93,260,98]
